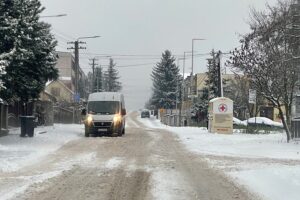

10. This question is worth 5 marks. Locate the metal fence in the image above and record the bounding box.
[53,106,74,124]
[291,119,300,139]
[0,101,9,135]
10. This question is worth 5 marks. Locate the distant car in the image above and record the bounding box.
[141,110,150,118]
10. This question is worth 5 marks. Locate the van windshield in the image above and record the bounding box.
[87,101,120,115]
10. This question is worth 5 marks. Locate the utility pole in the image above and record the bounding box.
[68,40,86,123]
[68,41,86,99]
[67,35,100,124]
[217,51,223,97]
[89,58,98,93]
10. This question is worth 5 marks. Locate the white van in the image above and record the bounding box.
[82,92,126,137]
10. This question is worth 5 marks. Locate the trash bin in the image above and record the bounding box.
[19,116,35,137]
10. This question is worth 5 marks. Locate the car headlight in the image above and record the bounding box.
[113,114,122,124]
[87,115,93,124]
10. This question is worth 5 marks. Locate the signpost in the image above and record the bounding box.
[74,93,80,103]
[249,89,256,104]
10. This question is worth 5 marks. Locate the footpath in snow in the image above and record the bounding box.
[137,115,300,200]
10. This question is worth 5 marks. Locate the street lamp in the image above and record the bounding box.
[188,39,205,126]
[183,51,193,79]
[74,35,101,97]
[77,36,101,40]
[40,14,67,18]
[190,38,205,97]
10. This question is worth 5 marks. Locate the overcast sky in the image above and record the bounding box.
[40,0,277,110]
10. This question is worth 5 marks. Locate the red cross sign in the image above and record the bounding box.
[218,104,227,112]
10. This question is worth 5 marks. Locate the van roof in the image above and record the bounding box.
[88,92,123,102]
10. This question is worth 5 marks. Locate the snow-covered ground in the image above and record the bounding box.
[0,124,82,172]
[137,115,300,200]
[1,116,299,200]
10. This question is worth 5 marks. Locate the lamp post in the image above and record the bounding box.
[183,51,193,79]
[191,38,205,76]
[177,57,185,126]
[180,51,194,126]
[190,38,205,96]
[190,39,205,126]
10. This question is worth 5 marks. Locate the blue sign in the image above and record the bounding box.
[74,93,80,102]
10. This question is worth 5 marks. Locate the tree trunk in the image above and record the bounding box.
[278,106,291,143]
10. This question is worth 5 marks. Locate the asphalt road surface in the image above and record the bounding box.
[1,112,257,200]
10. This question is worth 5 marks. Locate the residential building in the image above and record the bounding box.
[45,80,75,123]
[55,51,88,100]
[55,51,76,92]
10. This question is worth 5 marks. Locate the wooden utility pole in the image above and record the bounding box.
[89,58,98,93]
[68,41,86,123]
[68,41,86,98]
[216,51,223,97]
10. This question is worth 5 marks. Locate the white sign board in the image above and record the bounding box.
[249,89,256,104]
[208,97,233,134]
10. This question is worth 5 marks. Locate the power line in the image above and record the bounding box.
[52,28,76,40]
[57,62,155,69]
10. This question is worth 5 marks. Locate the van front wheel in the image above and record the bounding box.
[117,128,123,137]
[84,126,90,137]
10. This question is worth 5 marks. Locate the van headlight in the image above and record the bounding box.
[87,115,93,124]
[113,114,122,124]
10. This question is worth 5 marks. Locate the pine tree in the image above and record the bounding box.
[151,50,181,109]
[104,58,121,92]
[0,0,58,103]
[191,87,209,121]
[94,66,103,92]
[0,0,17,91]
[205,50,220,99]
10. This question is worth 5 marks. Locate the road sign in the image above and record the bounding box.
[249,89,256,104]
[74,93,80,102]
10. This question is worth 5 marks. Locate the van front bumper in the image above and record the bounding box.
[85,121,122,135]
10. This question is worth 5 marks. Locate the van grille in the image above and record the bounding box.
[93,121,112,127]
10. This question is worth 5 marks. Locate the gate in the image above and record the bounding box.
[291,119,300,139]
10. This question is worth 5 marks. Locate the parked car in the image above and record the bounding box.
[141,109,150,118]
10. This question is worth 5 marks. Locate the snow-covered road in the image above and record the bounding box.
[0,112,299,200]
[0,112,255,200]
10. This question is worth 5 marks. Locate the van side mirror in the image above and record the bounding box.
[81,108,87,115]
[121,108,126,116]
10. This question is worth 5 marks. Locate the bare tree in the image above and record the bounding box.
[229,0,299,142]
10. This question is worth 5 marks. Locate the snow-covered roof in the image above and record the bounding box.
[233,117,247,126]
[59,76,71,81]
[45,80,52,87]
[46,79,74,95]
[209,97,233,103]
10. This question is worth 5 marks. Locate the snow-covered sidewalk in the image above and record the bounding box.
[138,116,300,200]
[0,124,82,173]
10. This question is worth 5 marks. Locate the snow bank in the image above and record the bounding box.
[0,124,82,172]
[138,117,296,160]
[137,116,300,200]
[244,117,283,127]
[233,117,247,126]
[230,165,300,200]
